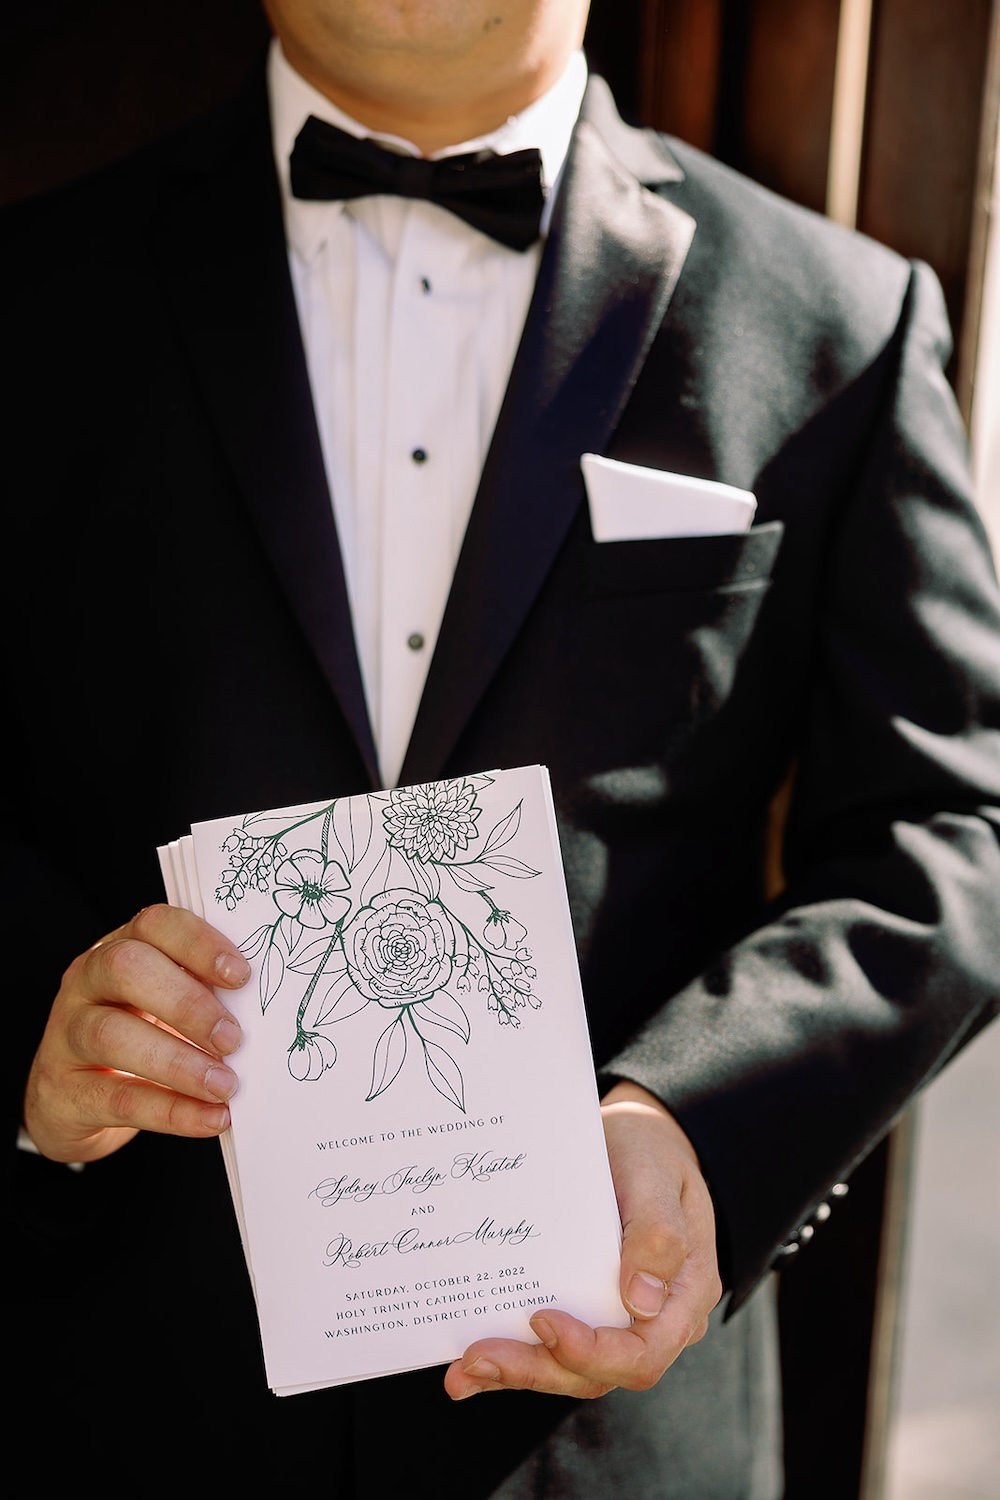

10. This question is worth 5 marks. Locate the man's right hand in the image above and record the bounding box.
[23,905,250,1164]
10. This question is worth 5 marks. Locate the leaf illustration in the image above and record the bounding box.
[277,914,300,953]
[420,1037,466,1112]
[359,841,393,906]
[366,1013,407,1101]
[411,994,471,1043]
[244,805,326,837]
[259,941,285,1012]
[480,854,540,879]
[315,972,370,1026]
[289,935,347,976]
[482,801,522,855]
[464,774,496,792]
[333,794,373,873]
[320,805,334,862]
[412,855,441,901]
[240,923,273,962]
[445,862,494,893]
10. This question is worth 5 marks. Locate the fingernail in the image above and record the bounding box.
[626,1271,666,1318]
[462,1358,500,1381]
[531,1316,557,1348]
[201,1104,230,1132]
[216,953,251,986]
[205,1064,238,1101]
[454,1386,482,1400]
[211,1016,243,1055]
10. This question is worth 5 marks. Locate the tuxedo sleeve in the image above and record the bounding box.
[600,259,1000,1309]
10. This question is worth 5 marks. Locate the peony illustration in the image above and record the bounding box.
[345,890,456,1006]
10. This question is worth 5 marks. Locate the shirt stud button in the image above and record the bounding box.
[420,276,432,293]
[411,447,428,464]
[407,632,425,651]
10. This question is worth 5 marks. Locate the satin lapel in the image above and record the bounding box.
[400,80,696,786]
[155,83,379,785]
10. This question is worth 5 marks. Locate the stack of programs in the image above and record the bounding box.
[158,763,627,1394]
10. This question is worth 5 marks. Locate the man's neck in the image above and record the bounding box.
[264,1,589,156]
[277,49,560,154]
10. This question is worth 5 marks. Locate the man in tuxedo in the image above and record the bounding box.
[8,1,1000,1494]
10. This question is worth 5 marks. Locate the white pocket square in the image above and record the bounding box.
[581,453,757,541]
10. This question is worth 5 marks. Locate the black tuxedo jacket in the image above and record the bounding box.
[6,70,1000,1496]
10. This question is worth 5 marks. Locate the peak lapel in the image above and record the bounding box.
[399,79,696,786]
[156,84,379,785]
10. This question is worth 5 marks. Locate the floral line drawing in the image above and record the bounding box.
[213,776,542,1110]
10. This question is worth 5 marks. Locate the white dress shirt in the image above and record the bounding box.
[267,40,587,786]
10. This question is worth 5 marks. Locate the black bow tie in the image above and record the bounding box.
[289,116,546,252]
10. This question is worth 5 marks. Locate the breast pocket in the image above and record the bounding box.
[566,521,786,767]
[585,519,785,598]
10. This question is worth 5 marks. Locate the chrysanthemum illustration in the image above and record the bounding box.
[383,779,481,863]
[272,849,350,928]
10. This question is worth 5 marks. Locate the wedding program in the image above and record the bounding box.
[158,764,627,1394]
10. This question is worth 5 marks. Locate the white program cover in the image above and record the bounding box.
[159,765,626,1394]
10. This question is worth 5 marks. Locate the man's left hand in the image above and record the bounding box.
[444,1081,722,1400]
